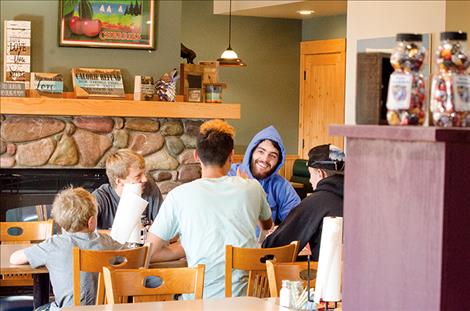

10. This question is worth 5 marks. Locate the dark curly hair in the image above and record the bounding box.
[196,119,235,166]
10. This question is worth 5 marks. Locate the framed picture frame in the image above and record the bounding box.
[59,0,155,49]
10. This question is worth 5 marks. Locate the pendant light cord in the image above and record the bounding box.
[228,0,232,49]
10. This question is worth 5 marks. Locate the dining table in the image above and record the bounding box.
[62,296,289,310]
[1,243,188,308]
[1,243,50,309]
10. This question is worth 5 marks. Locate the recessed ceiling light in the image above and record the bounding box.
[297,10,315,15]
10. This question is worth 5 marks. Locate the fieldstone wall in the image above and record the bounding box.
[0,115,202,194]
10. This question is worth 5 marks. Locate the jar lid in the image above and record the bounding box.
[396,33,423,42]
[440,31,467,41]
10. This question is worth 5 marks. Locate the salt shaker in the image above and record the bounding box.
[279,280,291,307]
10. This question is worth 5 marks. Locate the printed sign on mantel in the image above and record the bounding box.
[3,20,31,88]
[72,67,125,98]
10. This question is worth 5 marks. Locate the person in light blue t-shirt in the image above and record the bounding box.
[10,187,124,311]
[147,119,273,299]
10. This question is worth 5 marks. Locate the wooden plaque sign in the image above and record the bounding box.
[133,75,154,101]
[30,73,64,97]
[3,20,31,88]
[71,67,125,98]
[0,82,26,97]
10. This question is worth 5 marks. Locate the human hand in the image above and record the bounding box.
[237,167,249,179]
[265,225,278,238]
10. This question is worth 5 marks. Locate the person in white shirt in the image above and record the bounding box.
[147,119,273,299]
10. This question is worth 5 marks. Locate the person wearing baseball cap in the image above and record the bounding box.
[262,144,344,261]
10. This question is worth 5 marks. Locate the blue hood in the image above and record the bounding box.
[239,126,286,180]
[229,125,300,225]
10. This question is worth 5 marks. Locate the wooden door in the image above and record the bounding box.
[299,39,345,158]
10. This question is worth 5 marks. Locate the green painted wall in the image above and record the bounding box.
[302,14,346,41]
[182,1,301,154]
[0,0,181,92]
[1,0,301,154]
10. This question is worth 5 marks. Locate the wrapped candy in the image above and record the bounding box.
[386,33,427,126]
[430,32,470,127]
[155,69,179,102]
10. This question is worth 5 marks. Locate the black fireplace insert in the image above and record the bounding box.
[0,169,108,221]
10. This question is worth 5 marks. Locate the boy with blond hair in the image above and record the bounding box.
[93,148,163,229]
[148,119,273,299]
[10,187,124,310]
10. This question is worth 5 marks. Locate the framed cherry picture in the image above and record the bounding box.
[59,0,155,49]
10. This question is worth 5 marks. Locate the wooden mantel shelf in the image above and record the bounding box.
[0,96,240,119]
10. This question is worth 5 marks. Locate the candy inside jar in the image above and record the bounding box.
[390,34,426,73]
[436,31,470,73]
[430,31,470,127]
[386,33,427,126]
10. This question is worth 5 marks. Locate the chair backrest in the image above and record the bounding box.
[5,205,51,222]
[72,245,150,306]
[102,264,205,303]
[0,219,54,243]
[225,241,299,298]
[266,260,318,297]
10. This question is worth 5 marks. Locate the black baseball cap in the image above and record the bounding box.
[307,144,345,172]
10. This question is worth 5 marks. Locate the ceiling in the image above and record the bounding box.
[214,0,347,19]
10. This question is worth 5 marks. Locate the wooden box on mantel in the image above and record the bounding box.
[329,125,470,311]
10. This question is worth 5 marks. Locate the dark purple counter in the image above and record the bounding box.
[330,124,470,311]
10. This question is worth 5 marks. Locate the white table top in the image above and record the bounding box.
[1,243,48,275]
[62,296,289,310]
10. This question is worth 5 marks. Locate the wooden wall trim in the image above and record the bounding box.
[300,38,346,55]
[0,93,240,120]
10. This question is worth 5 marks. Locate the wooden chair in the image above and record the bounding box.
[0,219,54,287]
[0,219,54,244]
[266,260,318,297]
[225,241,299,298]
[72,245,150,306]
[102,264,205,303]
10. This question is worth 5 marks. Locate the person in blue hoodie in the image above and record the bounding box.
[229,126,300,225]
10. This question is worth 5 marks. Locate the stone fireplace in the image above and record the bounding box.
[0,115,203,218]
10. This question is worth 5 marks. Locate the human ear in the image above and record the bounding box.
[87,215,96,231]
[194,150,200,162]
[115,177,124,187]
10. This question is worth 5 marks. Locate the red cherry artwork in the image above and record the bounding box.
[81,19,102,38]
[69,16,83,35]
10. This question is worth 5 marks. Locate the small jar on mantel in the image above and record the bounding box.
[430,31,470,127]
[386,33,427,126]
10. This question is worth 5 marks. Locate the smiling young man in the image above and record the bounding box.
[229,126,300,225]
[92,149,163,229]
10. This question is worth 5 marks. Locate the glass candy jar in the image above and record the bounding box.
[430,31,470,127]
[386,33,427,125]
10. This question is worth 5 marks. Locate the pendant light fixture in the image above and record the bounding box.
[217,0,246,67]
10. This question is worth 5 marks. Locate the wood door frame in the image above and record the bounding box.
[299,38,346,157]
